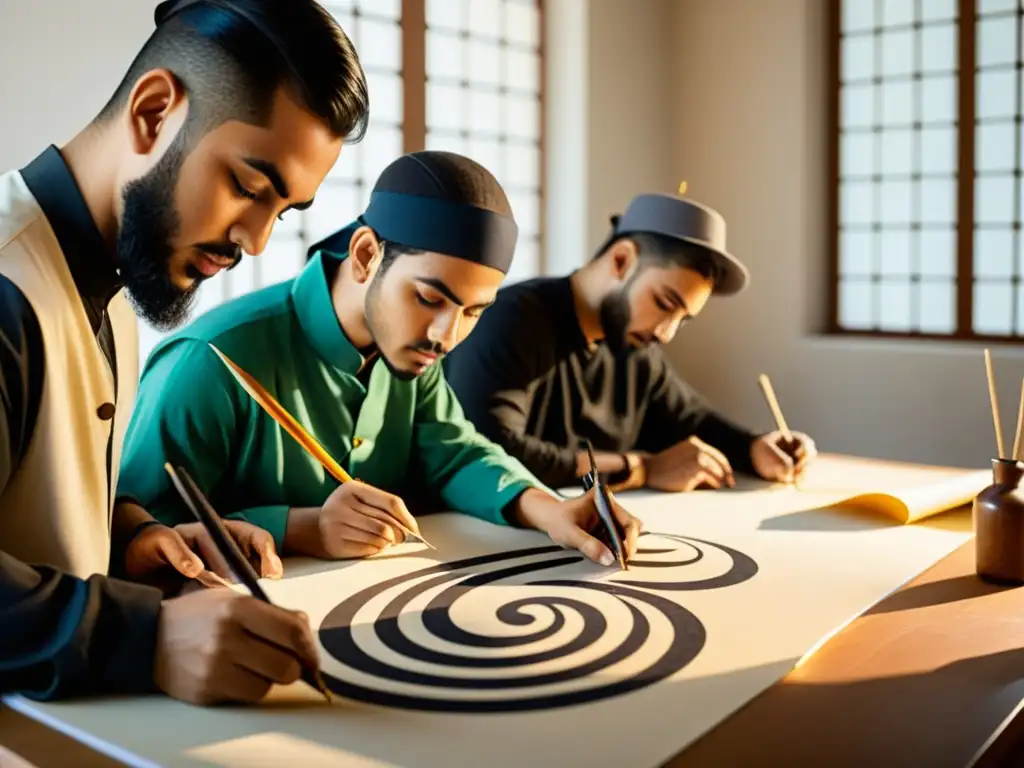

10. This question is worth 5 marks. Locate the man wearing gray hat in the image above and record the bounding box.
[443,191,818,493]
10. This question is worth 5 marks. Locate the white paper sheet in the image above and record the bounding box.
[780,453,992,523]
[6,454,982,768]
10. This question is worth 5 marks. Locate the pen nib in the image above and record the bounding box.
[315,672,333,704]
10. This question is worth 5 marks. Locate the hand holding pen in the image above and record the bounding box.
[754,374,818,485]
[165,464,333,704]
[285,479,432,560]
[579,439,641,570]
[154,584,326,706]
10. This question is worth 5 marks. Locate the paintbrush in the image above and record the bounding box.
[579,439,628,571]
[164,463,333,704]
[206,342,433,550]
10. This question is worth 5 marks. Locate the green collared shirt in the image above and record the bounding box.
[117,252,546,551]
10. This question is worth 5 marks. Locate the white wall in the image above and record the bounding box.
[584,0,676,253]
[544,0,677,273]
[1,0,171,365]
[542,0,588,275]
[0,1,159,172]
[663,0,1024,469]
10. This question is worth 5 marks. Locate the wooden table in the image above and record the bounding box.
[668,534,1024,768]
[3,530,1023,768]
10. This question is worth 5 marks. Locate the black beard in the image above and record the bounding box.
[114,134,202,331]
[598,287,632,356]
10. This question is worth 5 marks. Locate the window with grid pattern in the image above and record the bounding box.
[423,0,543,284]
[830,0,1024,340]
[973,0,1023,335]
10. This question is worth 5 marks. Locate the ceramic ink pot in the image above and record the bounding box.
[974,458,1024,585]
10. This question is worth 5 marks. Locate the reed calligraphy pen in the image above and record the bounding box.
[757,372,804,487]
[206,342,433,550]
[164,463,333,704]
[579,439,629,571]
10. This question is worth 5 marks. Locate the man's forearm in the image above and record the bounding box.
[282,507,328,559]
[693,413,758,475]
[111,500,157,546]
[505,487,559,530]
[575,450,627,477]
[576,450,649,492]
[109,500,162,579]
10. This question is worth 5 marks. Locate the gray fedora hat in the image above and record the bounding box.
[595,192,750,296]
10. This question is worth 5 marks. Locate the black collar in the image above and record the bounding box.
[20,145,123,331]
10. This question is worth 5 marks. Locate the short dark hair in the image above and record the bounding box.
[599,232,723,285]
[96,0,369,145]
[376,241,421,277]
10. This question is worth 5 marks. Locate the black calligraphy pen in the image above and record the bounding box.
[579,440,629,571]
[163,463,333,704]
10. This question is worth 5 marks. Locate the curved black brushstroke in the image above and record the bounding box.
[617,534,759,590]
[321,584,704,712]
[317,532,755,713]
[628,545,702,567]
[377,557,604,668]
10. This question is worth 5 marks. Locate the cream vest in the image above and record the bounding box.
[0,169,138,579]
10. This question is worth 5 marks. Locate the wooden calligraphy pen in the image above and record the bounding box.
[164,463,333,704]
[207,342,433,549]
[757,373,804,486]
[757,373,793,444]
[579,439,629,571]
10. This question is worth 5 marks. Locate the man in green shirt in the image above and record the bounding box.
[117,151,640,570]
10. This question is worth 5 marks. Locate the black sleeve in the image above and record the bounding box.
[443,293,579,489]
[636,350,760,475]
[0,276,163,700]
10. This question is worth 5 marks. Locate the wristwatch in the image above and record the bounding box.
[608,452,646,492]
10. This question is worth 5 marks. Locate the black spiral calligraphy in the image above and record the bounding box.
[318,533,758,712]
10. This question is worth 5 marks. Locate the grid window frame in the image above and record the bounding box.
[308,0,547,279]
[298,2,407,254]
[828,0,1024,343]
[422,0,545,284]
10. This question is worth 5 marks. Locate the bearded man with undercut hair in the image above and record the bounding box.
[0,0,369,707]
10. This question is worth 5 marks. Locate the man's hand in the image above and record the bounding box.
[175,521,283,581]
[750,430,818,483]
[285,480,422,560]
[511,488,641,567]
[642,436,736,492]
[154,588,320,706]
[319,481,422,558]
[123,520,283,593]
